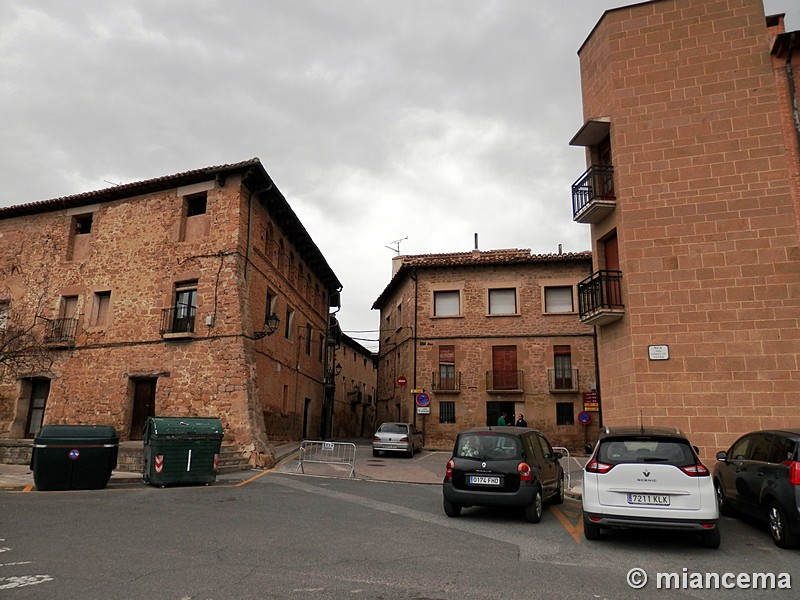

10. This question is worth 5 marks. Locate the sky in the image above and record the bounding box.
[1,1,798,352]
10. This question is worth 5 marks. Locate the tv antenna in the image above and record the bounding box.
[385,237,408,254]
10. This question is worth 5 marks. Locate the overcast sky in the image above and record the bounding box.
[2,1,798,351]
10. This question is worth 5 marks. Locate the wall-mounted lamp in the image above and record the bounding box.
[254,313,280,339]
[334,362,342,376]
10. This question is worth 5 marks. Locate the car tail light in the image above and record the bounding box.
[517,461,532,482]
[398,436,409,443]
[585,459,614,474]
[372,436,380,443]
[785,460,800,485]
[445,459,454,480]
[679,463,710,477]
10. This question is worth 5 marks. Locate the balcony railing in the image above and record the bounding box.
[578,270,624,326]
[43,317,78,346]
[547,368,579,393]
[160,306,197,336]
[572,165,616,224]
[432,372,462,393]
[486,370,524,393]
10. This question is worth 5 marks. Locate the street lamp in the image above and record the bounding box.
[254,313,280,339]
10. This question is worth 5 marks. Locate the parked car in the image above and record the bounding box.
[582,426,720,548]
[372,422,423,458]
[442,426,564,523]
[712,429,800,549]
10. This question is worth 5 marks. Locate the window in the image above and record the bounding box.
[74,214,93,234]
[491,345,519,390]
[284,307,294,339]
[556,402,574,426]
[282,384,289,414]
[173,281,197,333]
[433,290,460,316]
[305,324,312,355]
[25,379,50,438]
[91,291,111,327]
[318,333,324,361]
[553,346,574,390]
[488,288,517,315]
[186,192,207,216]
[544,286,574,313]
[265,291,277,324]
[0,300,9,331]
[439,401,456,424]
[437,345,457,391]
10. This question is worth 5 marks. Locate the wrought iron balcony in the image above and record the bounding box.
[578,270,624,326]
[160,306,197,336]
[432,372,462,393]
[486,370,524,393]
[43,317,78,346]
[547,368,579,393]
[572,165,616,224]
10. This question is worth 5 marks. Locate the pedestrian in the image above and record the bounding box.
[497,412,507,426]
[516,414,527,427]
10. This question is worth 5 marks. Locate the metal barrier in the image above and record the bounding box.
[295,440,356,478]
[553,446,582,490]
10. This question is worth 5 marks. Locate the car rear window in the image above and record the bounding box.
[378,423,407,434]
[598,437,695,466]
[455,433,522,460]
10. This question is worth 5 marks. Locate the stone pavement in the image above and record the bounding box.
[0,439,585,497]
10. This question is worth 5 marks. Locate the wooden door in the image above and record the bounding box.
[130,379,156,440]
[492,346,518,390]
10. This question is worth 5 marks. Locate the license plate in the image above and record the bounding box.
[627,493,670,506]
[469,475,501,486]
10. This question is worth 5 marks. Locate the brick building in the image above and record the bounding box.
[569,0,800,457]
[328,333,378,439]
[0,159,349,467]
[372,248,598,451]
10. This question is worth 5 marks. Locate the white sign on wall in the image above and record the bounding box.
[648,345,670,360]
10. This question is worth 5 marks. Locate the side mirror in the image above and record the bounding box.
[584,443,593,454]
[554,451,563,460]
[716,450,727,461]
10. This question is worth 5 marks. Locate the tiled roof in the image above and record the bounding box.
[372,248,592,309]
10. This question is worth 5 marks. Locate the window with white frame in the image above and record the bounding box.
[544,286,574,313]
[488,288,517,315]
[433,290,460,316]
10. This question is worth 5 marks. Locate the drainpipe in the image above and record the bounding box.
[411,267,418,430]
[785,34,800,155]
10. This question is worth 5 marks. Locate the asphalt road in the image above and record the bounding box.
[1,470,797,599]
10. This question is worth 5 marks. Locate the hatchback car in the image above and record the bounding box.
[442,427,564,523]
[372,422,423,457]
[582,426,720,548]
[713,429,800,549]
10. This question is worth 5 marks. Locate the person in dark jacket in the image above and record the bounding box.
[516,414,527,427]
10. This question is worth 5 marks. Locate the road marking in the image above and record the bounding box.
[0,575,54,589]
[551,506,583,543]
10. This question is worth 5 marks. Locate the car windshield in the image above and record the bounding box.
[598,437,695,466]
[378,423,407,434]
[455,433,521,460]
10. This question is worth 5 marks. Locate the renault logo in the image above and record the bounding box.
[643,470,651,478]
[482,462,487,468]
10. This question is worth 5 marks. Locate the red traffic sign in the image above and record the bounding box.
[578,411,592,425]
[397,376,407,387]
[416,393,430,407]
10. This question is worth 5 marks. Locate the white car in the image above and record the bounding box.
[372,422,423,458]
[582,426,720,548]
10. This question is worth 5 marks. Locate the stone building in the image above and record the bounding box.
[0,158,346,467]
[327,333,378,439]
[372,248,598,451]
[569,0,800,456]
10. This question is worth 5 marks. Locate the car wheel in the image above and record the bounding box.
[550,474,565,505]
[524,487,543,523]
[406,446,414,458]
[767,500,800,549]
[700,526,721,549]
[583,514,602,541]
[372,449,379,457]
[443,498,462,518]
[714,479,735,517]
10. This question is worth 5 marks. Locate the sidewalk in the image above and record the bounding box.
[0,440,585,498]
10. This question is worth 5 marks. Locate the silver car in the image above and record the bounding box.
[372,422,423,458]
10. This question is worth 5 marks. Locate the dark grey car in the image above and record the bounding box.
[713,429,800,548]
[442,427,564,523]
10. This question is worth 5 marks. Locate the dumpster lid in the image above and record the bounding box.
[145,417,223,437]
[34,425,119,442]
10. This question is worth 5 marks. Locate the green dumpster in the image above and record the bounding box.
[31,425,119,491]
[142,417,223,486]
